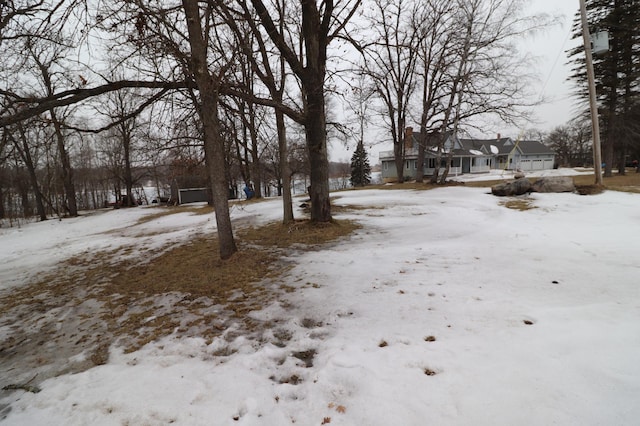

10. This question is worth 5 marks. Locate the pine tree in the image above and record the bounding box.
[568,0,640,175]
[350,140,371,187]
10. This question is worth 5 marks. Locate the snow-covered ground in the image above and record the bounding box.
[449,167,596,182]
[1,170,639,425]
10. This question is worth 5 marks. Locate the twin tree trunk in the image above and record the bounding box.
[184,0,334,258]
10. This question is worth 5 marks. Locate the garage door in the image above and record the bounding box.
[532,159,544,170]
[543,159,554,169]
[520,159,532,170]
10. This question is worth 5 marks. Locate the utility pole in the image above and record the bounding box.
[579,0,603,185]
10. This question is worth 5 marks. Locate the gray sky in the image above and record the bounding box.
[521,0,583,132]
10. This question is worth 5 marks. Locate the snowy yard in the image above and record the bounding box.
[1,179,639,425]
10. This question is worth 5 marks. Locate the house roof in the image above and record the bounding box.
[459,138,511,155]
[378,133,555,160]
[460,138,555,156]
[516,140,555,155]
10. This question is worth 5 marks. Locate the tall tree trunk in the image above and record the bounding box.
[394,142,405,184]
[604,100,616,177]
[50,110,78,216]
[301,0,331,223]
[122,131,134,207]
[276,108,294,223]
[430,148,441,184]
[0,186,5,219]
[183,0,237,259]
[10,130,47,221]
[248,106,263,198]
[304,77,331,222]
[416,120,426,183]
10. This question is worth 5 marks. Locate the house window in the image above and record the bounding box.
[383,162,388,170]
[472,158,476,167]
[428,158,435,168]
[406,160,410,169]
[413,160,418,170]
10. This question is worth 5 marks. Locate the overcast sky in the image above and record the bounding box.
[329,1,585,162]
[522,0,583,131]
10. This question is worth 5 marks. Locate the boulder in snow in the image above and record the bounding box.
[531,176,575,193]
[491,178,532,196]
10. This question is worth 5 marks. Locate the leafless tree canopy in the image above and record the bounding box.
[1,0,555,255]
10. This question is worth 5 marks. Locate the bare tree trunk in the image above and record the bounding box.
[430,148,441,184]
[394,140,405,183]
[247,105,263,198]
[304,77,331,221]
[122,131,134,207]
[0,185,5,219]
[9,130,47,220]
[415,134,425,183]
[250,0,341,222]
[183,0,237,259]
[50,111,78,216]
[276,108,294,223]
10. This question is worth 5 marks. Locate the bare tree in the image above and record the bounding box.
[220,0,297,223]
[97,87,151,207]
[181,0,238,258]
[25,37,80,215]
[415,0,456,183]
[5,118,48,220]
[417,0,546,183]
[248,0,363,222]
[546,123,592,167]
[362,0,424,183]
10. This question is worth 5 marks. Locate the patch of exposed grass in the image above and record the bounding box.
[499,198,537,211]
[330,203,386,214]
[0,214,363,387]
[572,169,640,188]
[239,219,360,248]
[575,184,605,195]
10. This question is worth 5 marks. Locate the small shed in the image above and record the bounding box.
[170,179,211,205]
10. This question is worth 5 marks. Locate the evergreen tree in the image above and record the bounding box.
[350,140,371,187]
[568,0,640,175]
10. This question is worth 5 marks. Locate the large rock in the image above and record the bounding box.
[491,178,532,196]
[531,176,575,193]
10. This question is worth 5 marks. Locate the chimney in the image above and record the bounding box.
[497,133,501,140]
[405,127,414,150]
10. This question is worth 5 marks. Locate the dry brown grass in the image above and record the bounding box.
[0,217,361,389]
[573,170,640,193]
[239,219,360,249]
[499,199,537,211]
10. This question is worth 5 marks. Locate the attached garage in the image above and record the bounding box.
[532,159,545,170]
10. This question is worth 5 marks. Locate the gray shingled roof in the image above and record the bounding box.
[460,138,554,155]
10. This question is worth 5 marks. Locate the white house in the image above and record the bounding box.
[380,128,556,182]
